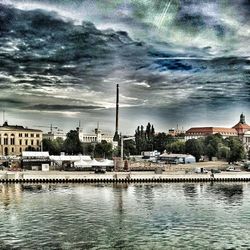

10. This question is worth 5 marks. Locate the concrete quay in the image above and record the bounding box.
[1,171,250,183]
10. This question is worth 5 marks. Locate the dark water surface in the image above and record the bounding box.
[0,183,250,249]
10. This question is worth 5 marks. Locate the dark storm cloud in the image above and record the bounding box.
[0,1,249,132]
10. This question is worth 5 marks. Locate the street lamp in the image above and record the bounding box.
[121,136,135,160]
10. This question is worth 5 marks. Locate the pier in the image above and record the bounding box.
[1,171,250,183]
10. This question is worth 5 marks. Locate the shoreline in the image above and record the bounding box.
[1,171,250,183]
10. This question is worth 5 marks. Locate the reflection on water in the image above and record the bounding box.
[0,183,250,249]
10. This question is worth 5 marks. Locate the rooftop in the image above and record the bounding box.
[0,121,42,132]
[186,127,237,134]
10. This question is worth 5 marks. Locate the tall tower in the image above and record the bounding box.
[113,84,120,141]
[240,113,246,124]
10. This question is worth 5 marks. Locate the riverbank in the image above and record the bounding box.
[1,170,250,183]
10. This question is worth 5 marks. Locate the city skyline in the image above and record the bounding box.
[0,0,249,134]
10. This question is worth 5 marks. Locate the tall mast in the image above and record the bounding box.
[113,84,120,141]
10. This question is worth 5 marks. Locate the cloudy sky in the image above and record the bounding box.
[0,0,249,134]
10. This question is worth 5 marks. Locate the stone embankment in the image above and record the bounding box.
[1,171,250,183]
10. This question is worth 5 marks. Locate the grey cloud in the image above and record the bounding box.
[25,104,104,111]
[0,2,249,133]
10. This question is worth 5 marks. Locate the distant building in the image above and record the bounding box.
[233,114,250,151]
[168,126,185,136]
[159,153,196,164]
[43,131,66,141]
[78,126,114,144]
[185,114,250,151]
[185,127,238,140]
[0,122,43,156]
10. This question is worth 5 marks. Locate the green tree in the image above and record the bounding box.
[63,130,82,155]
[124,139,136,157]
[217,144,230,160]
[226,137,245,163]
[185,139,204,162]
[94,141,113,159]
[42,138,64,155]
[83,143,94,156]
[204,134,224,160]
[166,140,185,154]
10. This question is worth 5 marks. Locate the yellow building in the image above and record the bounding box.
[0,122,43,156]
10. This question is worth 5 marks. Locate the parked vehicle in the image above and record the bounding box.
[211,169,221,173]
[226,166,241,172]
[194,168,209,174]
[94,167,106,174]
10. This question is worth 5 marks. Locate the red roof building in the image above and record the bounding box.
[185,127,238,140]
[185,114,250,151]
[232,113,250,135]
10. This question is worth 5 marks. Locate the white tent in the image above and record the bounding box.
[91,159,114,167]
[74,160,92,168]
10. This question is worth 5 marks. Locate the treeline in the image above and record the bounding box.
[41,124,248,162]
[127,123,246,163]
[42,130,113,158]
[171,135,246,163]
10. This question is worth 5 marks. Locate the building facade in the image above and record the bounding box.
[185,127,238,140]
[185,114,250,151]
[0,122,43,156]
[78,127,114,144]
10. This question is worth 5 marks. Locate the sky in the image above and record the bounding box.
[0,0,249,135]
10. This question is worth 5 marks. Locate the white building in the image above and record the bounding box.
[78,127,114,144]
[43,131,66,141]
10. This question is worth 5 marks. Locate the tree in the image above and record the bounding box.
[83,143,94,156]
[226,137,245,163]
[166,141,185,154]
[135,123,156,154]
[42,138,64,154]
[204,134,223,160]
[185,139,204,162]
[94,141,113,159]
[63,130,82,155]
[153,133,175,153]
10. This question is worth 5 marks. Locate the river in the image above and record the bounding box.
[0,183,250,249]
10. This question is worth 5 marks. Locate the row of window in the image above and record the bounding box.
[0,133,40,138]
[188,132,236,135]
[0,138,40,146]
[5,147,35,154]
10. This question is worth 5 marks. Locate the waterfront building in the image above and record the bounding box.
[0,122,43,156]
[22,151,50,170]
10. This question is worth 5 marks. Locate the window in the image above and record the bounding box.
[36,140,40,146]
[12,147,14,153]
[20,148,22,153]
[10,138,15,145]
[31,140,34,145]
[36,134,40,138]
[19,133,22,137]
[31,134,34,137]
[4,138,8,145]
[25,133,28,137]
[19,139,22,145]
[25,140,28,145]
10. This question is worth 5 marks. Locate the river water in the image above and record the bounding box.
[0,183,250,249]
